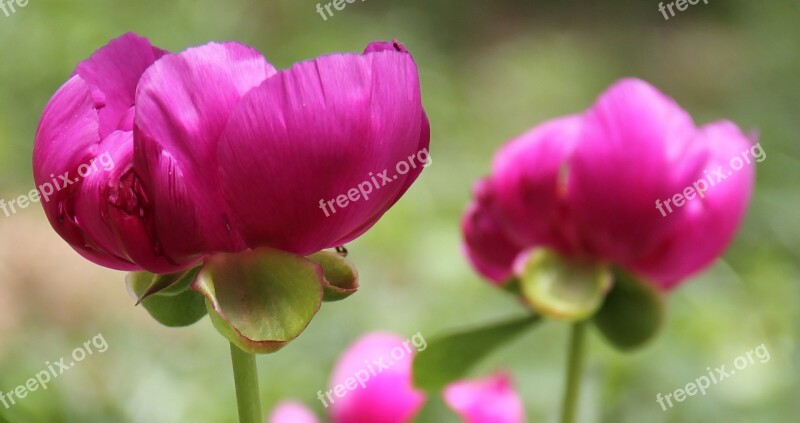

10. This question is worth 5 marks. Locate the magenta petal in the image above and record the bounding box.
[33,76,100,203]
[329,333,426,423]
[444,373,525,423]
[69,131,141,269]
[32,76,134,269]
[488,115,582,252]
[268,401,319,423]
[31,76,184,272]
[364,40,410,54]
[74,33,166,138]
[218,44,426,255]
[462,117,580,285]
[333,110,431,246]
[567,78,706,264]
[74,131,198,274]
[133,42,277,261]
[629,121,755,289]
[462,192,524,284]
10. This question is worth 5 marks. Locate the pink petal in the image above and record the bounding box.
[329,333,426,423]
[218,43,426,255]
[628,121,755,289]
[334,110,431,246]
[33,76,136,270]
[74,33,166,138]
[566,78,706,264]
[68,131,141,269]
[268,401,319,423]
[133,42,277,262]
[76,131,202,273]
[32,76,189,272]
[443,373,525,423]
[488,115,583,253]
[461,187,525,284]
[33,76,100,209]
[364,40,410,54]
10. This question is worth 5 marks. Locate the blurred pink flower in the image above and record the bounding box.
[463,78,754,290]
[267,401,319,423]
[33,33,429,274]
[268,332,524,423]
[443,373,525,423]
[328,332,426,423]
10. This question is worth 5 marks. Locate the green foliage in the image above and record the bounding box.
[412,315,541,391]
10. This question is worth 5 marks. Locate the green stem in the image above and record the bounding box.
[229,343,262,423]
[561,321,587,423]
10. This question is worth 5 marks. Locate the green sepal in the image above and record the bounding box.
[593,269,665,351]
[126,267,207,327]
[307,250,359,302]
[191,247,324,354]
[517,248,613,321]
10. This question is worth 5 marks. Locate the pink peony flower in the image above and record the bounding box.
[33,33,429,274]
[463,78,754,290]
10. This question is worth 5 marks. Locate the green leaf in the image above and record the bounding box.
[192,247,324,354]
[593,269,665,351]
[307,250,359,301]
[518,249,612,321]
[412,314,541,391]
[126,268,207,327]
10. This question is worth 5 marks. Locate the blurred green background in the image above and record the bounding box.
[0,0,798,422]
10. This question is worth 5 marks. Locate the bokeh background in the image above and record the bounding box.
[0,0,798,422]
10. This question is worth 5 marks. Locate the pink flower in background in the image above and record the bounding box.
[267,401,319,423]
[33,33,429,274]
[267,332,524,423]
[463,78,754,290]
[327,332,426,423]
[444,373,525,423]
